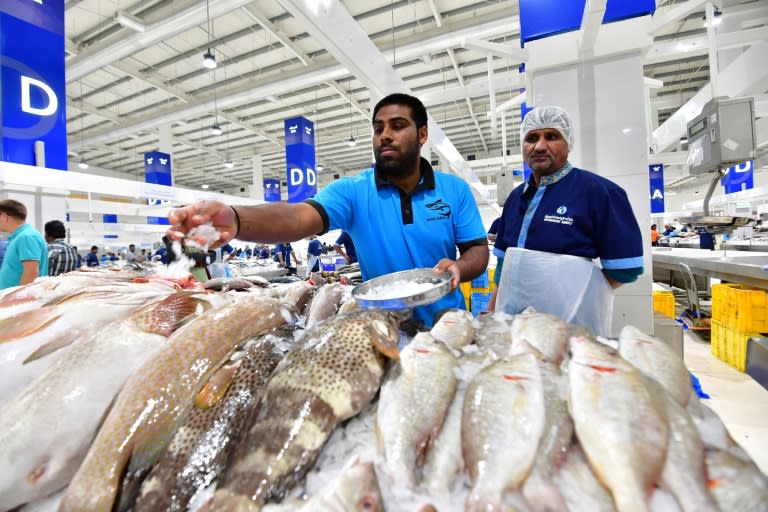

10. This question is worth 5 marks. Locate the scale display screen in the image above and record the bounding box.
[688,117,707,138]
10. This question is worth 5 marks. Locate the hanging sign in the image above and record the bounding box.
[264,178,281,202]
[649,164,664,214]
[284,116,316,203]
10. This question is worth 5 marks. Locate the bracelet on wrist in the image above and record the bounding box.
[231,206,241,239]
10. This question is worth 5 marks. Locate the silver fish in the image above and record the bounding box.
[463,354,545,511]
[568,336,668,512]
[306,283,349,327]
[132,335,286,512]
[510,309,569,365]
[706,448,768,512]
[199,309,400,511]
[430,309,475,351]
[297,456,384,512]
[472,311,515,359]
[553,444,616,512]
[377,333,458,487]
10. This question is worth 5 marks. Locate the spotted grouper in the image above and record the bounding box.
[198,309,400,511]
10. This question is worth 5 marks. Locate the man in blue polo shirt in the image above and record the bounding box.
[334,231,357,264]
[488,105,643,311]
[168,93,489,327]
[0,199,48,289]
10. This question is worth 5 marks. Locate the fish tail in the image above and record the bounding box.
[0,307,62,344]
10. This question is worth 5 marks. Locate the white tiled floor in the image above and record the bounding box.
[684,332,768,474]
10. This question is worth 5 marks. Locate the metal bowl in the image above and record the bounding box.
[352,268,453,310]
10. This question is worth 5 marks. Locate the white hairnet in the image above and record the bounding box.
[520,106,574,150]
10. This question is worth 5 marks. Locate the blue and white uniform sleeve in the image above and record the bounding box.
[596,184,644,283]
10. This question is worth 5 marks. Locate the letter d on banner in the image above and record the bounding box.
[649,164,664,214]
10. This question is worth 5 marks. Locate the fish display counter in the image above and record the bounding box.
[652,247,768,290]
[0,268,766,511]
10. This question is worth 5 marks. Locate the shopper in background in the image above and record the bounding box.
[85,246,100,267]
[125,244,138,263]
[44,220,78,276]
[651,224,660,246]
[136,249,148,263]
[333,231,357,265]
[487,216,500,243]
[306,235,323,276]
[168,93,488,327]
[488,105,643,311]
[0,199,48,289]
[276,242,301,276]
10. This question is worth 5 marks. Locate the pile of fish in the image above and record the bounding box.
[0,269,766,512]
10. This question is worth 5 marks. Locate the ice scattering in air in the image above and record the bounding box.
[185,223,221,250]
[163,223,221,279]
[356,280,437,300]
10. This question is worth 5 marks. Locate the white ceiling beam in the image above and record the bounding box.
[67,0,256,83]
[645,25,768,65]
[425,0,443,28]
[276,0,489,201]
[241,6,311,66]
[461,38,528,62]
[644,77,664,89]
[323,81,369,119]
[492,91,526,116]
[78,13,520,148]
[446,48,488,153]
[652,41,768,153]
[578,0,607,57]
[419,73,525,107]
[649,0,708,35]
[107,60,190,104]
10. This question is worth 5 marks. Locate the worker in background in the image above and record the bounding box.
[334,231,357,264]
[85,246,100,267]
[44,220,78,276]
[488,106,643,311]
[487,217,500,243]
[168,93,488,327]
[275,242,301,276]
[306,235,323,276]
[651,224,660,247]
[125,244,138,263]
[0,199,48,289]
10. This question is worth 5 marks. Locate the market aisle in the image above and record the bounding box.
[684,333,768,474]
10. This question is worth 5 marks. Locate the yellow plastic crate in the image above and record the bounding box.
[652,290,675,319]
[710,319,760,372]
[711,283,768,332]
[460,282,471,310]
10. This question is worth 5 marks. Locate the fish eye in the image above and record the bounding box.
[359,496,377,510]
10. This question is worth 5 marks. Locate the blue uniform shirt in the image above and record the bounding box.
[334,231,357,263]
[307,158,487,326]
[494,164,643,281]
[307,239,323,257]
[0,224,48,289]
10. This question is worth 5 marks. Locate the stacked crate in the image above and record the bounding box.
[652,287,676,319]
[710,283,768,371]
[460,267,495,316]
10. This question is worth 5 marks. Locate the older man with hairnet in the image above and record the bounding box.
[488,106,643,311]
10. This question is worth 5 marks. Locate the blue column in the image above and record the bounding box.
[0,0,67,170]
[144,151,172,225]
[284,116,316,203]
[263,178,281,202]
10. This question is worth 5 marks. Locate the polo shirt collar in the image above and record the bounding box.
[374,157,435,194]
[523,161,573,194]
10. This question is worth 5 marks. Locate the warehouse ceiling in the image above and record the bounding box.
[64,0,768,194]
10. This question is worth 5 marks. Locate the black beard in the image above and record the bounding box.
[375,145,421,178]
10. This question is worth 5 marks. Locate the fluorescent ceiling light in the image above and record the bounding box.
[210,123,222,135]
[224,160,234,169]
[116,11,146,32]
[201,184,210,189]
[78,161,89,169]
[622,128,632,134]
[317,164,324,171]
[203,49,217,69]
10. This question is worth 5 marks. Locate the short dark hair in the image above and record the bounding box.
[0,199,27,221]
[372,93,428,129]
[91,245,98,251]
[44,220,67,239]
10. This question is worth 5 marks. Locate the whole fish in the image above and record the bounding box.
[269,280,316,313]
[568,336,668,512]
[0,283,175,406]
[59,294,293,512]
[706,448,768,512]
[686,391,751,460]
[306,283,349,327]
[132,334,286,512]
[205,277,254,291]
[463,354,545,511]
[199,309,400,511]
[0,292,205,512]
[472,311,515,359]
[377,333,458,487]
[618,325,690,407]
[553,444,616,512]
[509,309,569,365]
[430,309,475,350]
[651,379,718,512]
[297,456,384,512]
[522,348,573,512]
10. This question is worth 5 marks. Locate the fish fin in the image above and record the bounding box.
[142,292,205,337]
[0,307,63,344]
[195,359,242,408]
[23,330,83,363]
[368,319,400,360]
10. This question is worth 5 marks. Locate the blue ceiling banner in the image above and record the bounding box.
[284,116,316,203]
[144,151,172,225]
[103,214,118,224]
[519,0,655,43]
[264,178,281,202]
[0,1,67,170]
[649,164,665,214]
[721,160,754,194]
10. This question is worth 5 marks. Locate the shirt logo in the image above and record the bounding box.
[425,199,451,221]
[556,205,567,215]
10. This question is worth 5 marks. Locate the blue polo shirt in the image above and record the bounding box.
[334,231,357,263]
[0,224,48,289]
[494,164,643,281]
[307,158,487,326]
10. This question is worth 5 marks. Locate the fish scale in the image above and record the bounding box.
[59,295,293,512]
[132,334,286,512]
[198,309,400,511]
